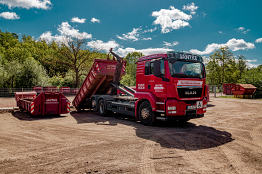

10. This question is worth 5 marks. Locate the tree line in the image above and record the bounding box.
[0,30,108,88]
[0,30,261,91]
[206,47,262,90]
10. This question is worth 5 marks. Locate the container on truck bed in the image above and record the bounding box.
[72,59,126,110]
[73,49,208,125]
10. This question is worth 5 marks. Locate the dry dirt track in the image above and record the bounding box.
[0,97,262,174]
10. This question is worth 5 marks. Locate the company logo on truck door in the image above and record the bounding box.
[154,84,165,92]
[138,84,145,89]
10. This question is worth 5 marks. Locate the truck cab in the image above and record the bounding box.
[135,51,208,124]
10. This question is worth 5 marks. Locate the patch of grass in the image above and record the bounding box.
[218,95,262,100]
[218,95,235,99]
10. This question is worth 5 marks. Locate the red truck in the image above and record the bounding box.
[73,50,208,125]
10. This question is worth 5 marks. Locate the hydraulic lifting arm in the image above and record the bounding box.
[109,48,124,95]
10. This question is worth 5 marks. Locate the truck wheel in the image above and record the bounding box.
[98,99,107,116]
[139,101,155,126]
[91,98,97,112]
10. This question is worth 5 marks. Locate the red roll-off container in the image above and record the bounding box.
[72,59,126,109]
[232,84,257,95]
[60,87,71,94]
[15,91,70,116]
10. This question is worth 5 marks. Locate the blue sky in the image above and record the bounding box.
[0,0,262,66]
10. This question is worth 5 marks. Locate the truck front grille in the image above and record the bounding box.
[177,88,202,98]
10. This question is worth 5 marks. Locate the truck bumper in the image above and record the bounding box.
[155,98,207,120]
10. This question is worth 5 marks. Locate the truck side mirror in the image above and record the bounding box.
[153,60,161,77]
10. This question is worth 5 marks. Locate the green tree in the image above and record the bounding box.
[212,47,233,84]
[236,55,247,79]
[206,54,221,85]
[0,30,19,51]
[239,67,262,89]
[0,31,51,88]
[121,52,143,86]
[15,57,50,88]
[206,47,239,85]
[55,38,92,87]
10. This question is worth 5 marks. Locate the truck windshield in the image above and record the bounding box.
[169,60,204,78]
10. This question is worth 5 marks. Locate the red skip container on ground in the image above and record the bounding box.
[15,91,70,116]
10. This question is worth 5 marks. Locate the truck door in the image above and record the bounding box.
[145,59,167,98]
[144,61,154,92]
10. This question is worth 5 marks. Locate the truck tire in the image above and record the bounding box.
[139,101,155,126]
[91,98,97,112]
[98,99,107,116]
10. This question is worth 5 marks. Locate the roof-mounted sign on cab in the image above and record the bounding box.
[167,51,203,62]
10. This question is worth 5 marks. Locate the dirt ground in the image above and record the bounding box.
[0,97,262,174]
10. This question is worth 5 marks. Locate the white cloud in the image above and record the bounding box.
[0,0,51,9]
[90,17,100,23]
[255,38,262,43]
[202,56,209,65]
[190,38,255,55]
[246,59,259,68]
[117,27,141,41]
[242,29,250,34]
[190,43,224,55]
[87,38,173,56]
[237,26,250,34]
[143,27,157,33]
[87,40,119,51]
[238,27,245,31]
[247,59,257,63]
[40,22,92,43]
[117,27,152,41]
[183,2,198,15]
[40,31,53,43]
[40,31,66,43]
[163,41,179,47]
[152,6,192,33]
[142,37,152,40]
[71,17,86,23]
[57,22,92,39]
[219,38,255,51]
[0,11,20,20]
[116,47,173,57]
